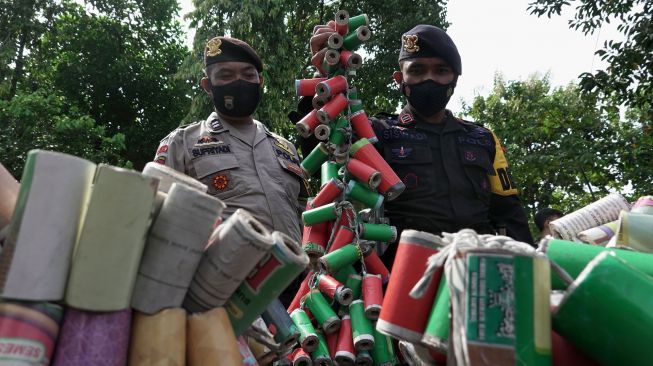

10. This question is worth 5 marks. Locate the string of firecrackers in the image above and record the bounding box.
[286,9,406,366]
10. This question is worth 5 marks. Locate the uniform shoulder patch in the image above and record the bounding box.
[398,110,415,125]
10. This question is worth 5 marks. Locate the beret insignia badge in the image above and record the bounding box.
[402,34,419,53]
[206,38,222,57]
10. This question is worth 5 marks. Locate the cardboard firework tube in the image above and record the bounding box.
[334,264,357,284]
[128,308,186,366]
[335,314,356,364]
[615,211,653,252]
[326,329,339,359]
[371,328,395,366]
[329,116,349,146]
[349,99,364,113]
[187,308,242,366]
[319,243,362,274]
[327,33,344,49]
[288,272,314,313]
[0,162,19,229]
[324,50,341,72]
[296,78,327,97]
[346,159,381,190]
[362,248,390,284]
[348,14,369,29]
[540,238,653,290]
[304,289,341,334]
[349,300,375,351]
[577,220,619,246]
[142,161,207,193]
[343,26,371,51]
[335,9,349,35]
[302,142,330,177]
[0,151,96,302]
[317,93,349,123]
[359,223,396,242]
[184,209,274,312]
[52,308,132,366]
[297,109,321,138]
[0,302,63,366]
[291,347,313,366]
[316,76,348,99]
[632,195,653,214]
[345,274,363,301]
[362,274,383,320]
[317,273,354,306]
[262,298,301,348]
[356,351,373,366]
[313,96,329,112]
[339,50,362,70]
[290,309,320,352]
[421,272,449,351]
[321,161,341,187]
[330,226,355,253]
[303,202,340,226]
[303,221,328,260]
[313,178,345,208]
[553,251,653,366]
[350,138,405,200]
[377,230,444,343]
[314,124,331,141]
[349,110,378,143]
[226,231,309,335]
[346,180,384,209]
[312,332,333,366]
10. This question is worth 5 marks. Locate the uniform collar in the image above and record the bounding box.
[407,108,463,134]
[205,112,267,146]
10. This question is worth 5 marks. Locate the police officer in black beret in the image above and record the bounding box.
[305,24,534,268]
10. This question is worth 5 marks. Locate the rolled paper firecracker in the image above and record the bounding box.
[321,161,341,188]
[301,142,330,177]
[291,347,313,366]
[577,220,619,246]
[350,138,405,200]
[346,159,381,190]
[184,209,274,312]
[343,26,371,51]
[540,238,653,289]
[335,9,349,35]
[303,202,340,226]
[329,116,349,146]
[359,223,396,242]
[319,243,362,274]
[372,328,395,366]
[349,110,378,143]
[314,124,331,141]
[345,274,363,301]
[346,180,384,209]
[312,332,333,366]
[313,95,328,110]
[554,251,653,366]
[348,13,369,29]
[349,300,375,351]
[362,248,390,284]
[317,93,349,124]
[335,315,356,364]
[377,230,444,343]
[326,329,339,359]
[328,32,344,49]
[421,272,450,352]
[52,308,132,366]
[349,99,364,113]
[362,274,383,320]
[296,78,327,97]
[288,272,314,313]
[128,308,186,366]
[297,109,321,138]
[187,308,243,366]
[317,273,354,306]
[142,161,208,193]
[226,231,309,335]
[339,50,362,70]
[615,211,653,252]
[631,195,653,214]
[316,76,348,99]
[0,150,96,302]
[0,302,63,366]
[356,351,373,366]
[290,309,319,353]
[333,265,358,285]
[262,299,300,348]
[325,49,341,66]
[303,222,328,260]
[313,179,345,208]
[330,226,355,253]
[304,289,341,334]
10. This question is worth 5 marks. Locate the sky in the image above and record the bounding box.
[178,0,623,113]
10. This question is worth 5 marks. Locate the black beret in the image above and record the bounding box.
[204,36,263,72]
[398,25,462,75]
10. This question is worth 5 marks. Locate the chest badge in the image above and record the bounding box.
[465,150,477,162]
[392,146,413,159]
[213,174,229,191]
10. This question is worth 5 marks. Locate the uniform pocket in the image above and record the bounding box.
[460,146,493,203]
[193,154,249,199]
[386,143,434,193]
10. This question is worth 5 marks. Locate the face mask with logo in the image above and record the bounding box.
[402,79,455,118]
[210,79,261,118]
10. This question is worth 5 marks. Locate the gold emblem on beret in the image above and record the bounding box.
[206,38,222,57]
[402,34,420,53]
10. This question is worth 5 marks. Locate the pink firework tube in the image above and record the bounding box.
[312,179,345,208]
[296,109,321,138]
[316,76,348,99]
[346,159,381,190]
[335,10,349,35]
[362,274,383,320]
[287,271,313,314]
[335,315,356,364]
[296,78,327,97]
[290,347,312,366]
[317,93,349,123]
[317,273,354,306]
[350,138,405,201]
[339,50,362,70]
[314,124,331,141]
[349,110,378,143]
[363,249,390,284]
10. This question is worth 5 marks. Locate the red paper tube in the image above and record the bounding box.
[362,274,383,320]
[296,109,321,138]
[335,315,356,364]
[317,94,348,124]
[317,273,354,306]
[339,50,362,70]
[350,138,405,201]
[287,271,313,314]
[296,78,327,97]
[335,10,349,35]
[346,159,381,190]
[316,76,348,99]
[329,207,357,253]
[377,230,444,343]
[349,110,378,143]
[363,249,390,284]
[291,347,312,366]
[302,222,328,260]
[326,329,339,359]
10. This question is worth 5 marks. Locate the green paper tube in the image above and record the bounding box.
[356,350,373,366]
[302,143,330,177]
[334,265,358,285]
[346,274,363,301]
[347,86,358,101]
[359,223,396,243]
[372,328,395,366]
[346,180,383,209]
[303,203,339,226]
[343,26,371,52]
[321,161,341,188]
[348,14,369,29]
[349,99,364,113]
[290,309,319,353]
[349,300,374,351]
[541,238,653,289]
[421,272,449,352]
[318,244,362,274]
[304,289,341,334]
[329,116,349,146]
[312,332,333,366]
[554,251,653,366]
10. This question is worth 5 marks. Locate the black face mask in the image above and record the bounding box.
[210,79,261,118]
[402,79,455,118]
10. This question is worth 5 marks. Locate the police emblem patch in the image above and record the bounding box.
[402,34,420,53]
[465,150,477,162]
[391,146,413,159]
[197,135,219,145]
[206,38,222,57]
[213,174,229,191]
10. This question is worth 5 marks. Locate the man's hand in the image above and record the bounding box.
[310,21,336,75]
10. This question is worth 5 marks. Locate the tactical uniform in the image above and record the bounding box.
[154,113,304,242]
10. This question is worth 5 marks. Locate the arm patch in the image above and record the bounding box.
[488,131,518,196]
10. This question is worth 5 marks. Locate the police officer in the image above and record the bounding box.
[306,24,533,268]
[154,36,306,243]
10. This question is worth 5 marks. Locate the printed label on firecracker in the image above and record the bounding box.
[0,338,45,363]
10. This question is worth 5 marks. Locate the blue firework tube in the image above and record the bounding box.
[304,289,341,334]
[318,244,362,274]
[346,180,383,209]
[262,299,300,348]
[301,142,329,177]
[349,299,375,351]
[291,308,320,353]
[302,202,339,226]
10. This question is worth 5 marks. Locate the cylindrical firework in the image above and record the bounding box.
[335,314,356,364]
[359,223,396,242]
[142,160,207,193]
[313,95,328,110]
[349,300,375,351]
[297,109,321,138]
[339,50,362,70]
[363,248,390,284]
[317,273,354,306]
[262,299,300,349]
[372,328,395,366]
[335,10,349,35]
[346,274,363,301]
[316,76,348,99]
[377,230,444,343]
[291,347,313,366]
[326,329,339,359]
[303,222,328,260]
[330,226,355,253]
[421,272,449,351]
[128,308,186,366]
[346,159,381,190]
[187,308,242,366]
[349,99,364,113]
[289,271,314,314]
[349,110,377,143]
[317,94,349,123]
[314,124,331,141]
[290,309,319,353]
[329,116,349,146]
[615,211,653,252]
[549,193,630,240]
[632,195,653,214]
[343,26,371,51]
[362,274,383,320]
[313,178,345,208]
[328,33,344,50]
[350,138,405,200]
[296,78,327,97]
[324,49,341,66]
[321,161,341,187]
[312,332,333,366]
[346,180,384,209]
[302,142,330,177]
[304,289,341,334]
[333,265,357,285]
[577,220,619,246]
[319,244,362,274]
[348,14,369,29]
[303,202,339,226]
[356,351,373,366]
[554,251,653,366]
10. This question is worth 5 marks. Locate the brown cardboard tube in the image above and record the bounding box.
[128,308,186,366]
[187,308,243,366]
